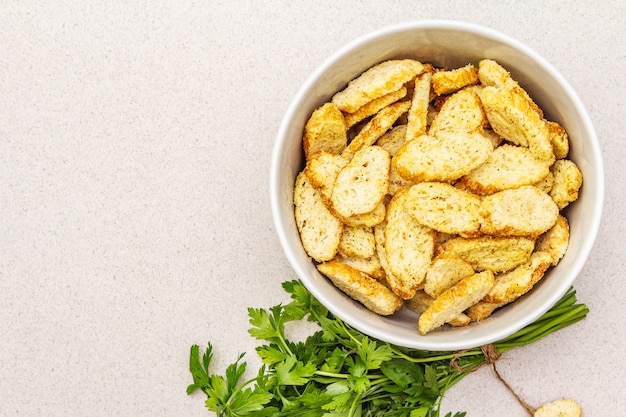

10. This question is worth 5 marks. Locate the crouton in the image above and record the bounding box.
[547,120,570,159]
[384,188,435,299]
[393,131,493,183]
[338,225,376,258]
[294,172,343,262]
[465,301,506,321]
[424,250,475,298]
[441,235,535,273]
[317,260,403,316]
[303,103,347,160]
[480,86,554,162]
[336,253,386,280]
[331,146,390,218]
[549,159,583,210]
[342,100,411,159]
[405,290,471,327]
[535,215,570,266]
[480,186,559,238]
[431,63,479,95]
[331,59,424,113]
[482,251,553,304]
[404,182,482,235]
[375,124,408,155]
[344,87,408,128]
[406,71,432,140]
[418,270,495,334]
[459,144,552,195]
[533,398,582,417]
[305,151,348,202]
[342,201,387,228]
[428,89,487,136]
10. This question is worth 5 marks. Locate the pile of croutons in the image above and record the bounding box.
[293,58,582,335]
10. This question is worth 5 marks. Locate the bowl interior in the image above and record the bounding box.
[270,21,604,350]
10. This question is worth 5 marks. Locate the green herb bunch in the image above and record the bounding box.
[188,280,587,417]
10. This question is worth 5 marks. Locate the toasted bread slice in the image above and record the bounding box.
[418,270,495,334]
[480,185,559,238]
[441,235,535,273]
[336,253,386,280]
[547,120,570,159]
[344,86,408,128]
[535,215,570,266]
[294,172,343,262]
[459,144,552,195]
[342,201,387,227]
[480,86,554,162]
[477,59,544,118]
[404,182,482,235]
[316,260,403,315]
[331,59,424,113]
[373,221,396,284]
[305,151,349,202]
[406,71,433,141]
[431,63,479,95]
[384,188,435,299]
[393,131,493,183]
[342,100,411,159]
[331,146,390,218]
[549,159,583,210]
[303,102,348,160]
[338,225,376,258]
[465,300,505,321]
[482,251,553,304]
[405,290,471,327]
[533,398,582,417]
[424,250,475,298]
[428,89,487,136]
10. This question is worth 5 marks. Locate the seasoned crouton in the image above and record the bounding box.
[294,172,343,262]
[404,182,482,235]
[305,151,348,202]
[547,120,570,159]
[317,260,403,316]
[331,59,424,113]
[405,290,471,327]
[406,71,433,140]
[431,63,479,95]
[384,188,435,299]
[534,398,582,417]
[428,89,487,136]
[482,251,553,304]
[480,186,559,238]
[424,250,475,298]
[535,215,570,266]
[342,201,387,228]
[459,144,552,195]
[336,253,386,280]
[344,86,408,128]
[375,124,408,155]
[441,235,535,273]
[338,225,376,258]
[342,100,411,159]
[393,131,493,183]
[331,146,390,218]
[303,103,348,160]
[549,159,583,210]
[418,270,495,334]
[465,300,506,321]
[480,86,554,162]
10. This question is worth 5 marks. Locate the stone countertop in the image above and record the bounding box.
[1,1,625,415]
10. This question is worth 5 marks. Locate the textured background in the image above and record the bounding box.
[1,1,624,415]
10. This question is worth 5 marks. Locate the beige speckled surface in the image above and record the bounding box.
[1,1,625,415]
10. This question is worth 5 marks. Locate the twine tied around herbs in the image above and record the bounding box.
[450,344,536,416]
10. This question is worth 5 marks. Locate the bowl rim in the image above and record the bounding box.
[270,19,605,350]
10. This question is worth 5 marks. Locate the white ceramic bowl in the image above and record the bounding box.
[270,20,604,351]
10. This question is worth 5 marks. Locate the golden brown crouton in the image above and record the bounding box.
[384,188,435,299]
[480,186,559,238]
[338,225,376,258]
[424,250,475,298]
[431,63,479,95]
[294,172,343,262]
[405,290,471,327]
[344,87,408,128]
[332,59,424,113]
[428,89,487,136]
[535,215,570,266]
[441,235,535,273]
[406,71,433,141]
[549,159,583,210]
[547,120,570,159]
[418,270,495,334]
[533,398,582,417]
[303,102,348,160]
[317,260,403,315]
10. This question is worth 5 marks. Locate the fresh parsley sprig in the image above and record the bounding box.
[188,281,587,417]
